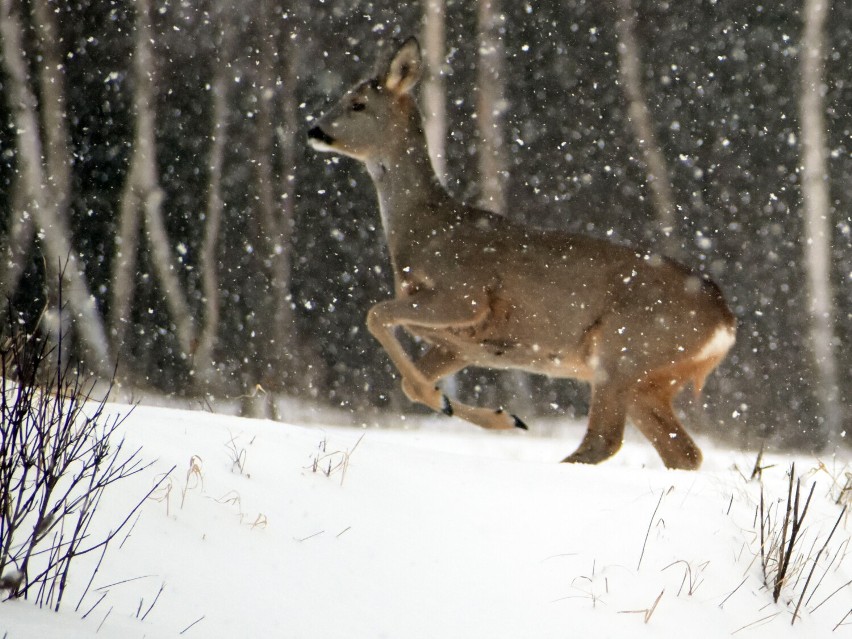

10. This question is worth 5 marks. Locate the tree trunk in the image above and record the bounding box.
[193,12,231,390]
[614,0,678,255]
[32,0,72,217]
[421,0,447,183]
[277,13,316,394]
[109,180,143,351]
[0,0,71,313]
[476,0,507,215]
[799,0,843,445]
[474,0,534,414]
[251,0,300,400]
[0,187,34,312]
[0,0,112,375]
[111,0,196,361]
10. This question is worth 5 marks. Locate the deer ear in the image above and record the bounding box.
[384,37,422,95]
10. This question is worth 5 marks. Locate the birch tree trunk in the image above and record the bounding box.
[614,0,678,255]
[0,0,70,311]
[0,0,112,375]
[193,15,231,389]
[0,187,33,312]
[277,13,312,393]
[475,0,534,413]
[476,0,507,215]
[32,0,72,219]
[111,0,196,360]
[421,0,447,183]
[249,0,298,410]
[799,0,843,445]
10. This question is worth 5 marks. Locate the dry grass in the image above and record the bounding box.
[619,588,665,624]
[748,462,851,627]
[308,433,365,485]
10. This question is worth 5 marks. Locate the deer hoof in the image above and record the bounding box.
[561,447,613,465]
[561,452,595,465]
[440,394,453,417]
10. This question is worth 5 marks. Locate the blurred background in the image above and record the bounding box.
[0,0,849,452]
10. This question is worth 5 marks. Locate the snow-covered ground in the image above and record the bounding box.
[1,402,850,638]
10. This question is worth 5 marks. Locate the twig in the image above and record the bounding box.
[834,608,852,631]
[294,530,324,542]
[775,466,796,596]
[75,542,108,612]
[638,491,664,571]
[759,485,767,581]
[731,612,781,634]
[793,505,847,623]
[80,592,107,620]
[119,512,142,549]
[773,472,815,602]
[94,574,155,591]
[96,606,113,633]
[180,615,205,634]
[645,589,664,623]
[141,582,165,621]
[810,578,852,614]
[662,559,706,596]
[750,445,764,480]
[619,589,664,624]
[719,577,748,609]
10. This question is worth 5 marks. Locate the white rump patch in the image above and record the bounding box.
[696,324,736,361]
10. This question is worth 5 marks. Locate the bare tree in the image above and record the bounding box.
[0,187,34,311]
[230,0,308,416]
[193,7,233,389]
[31,0,72,223]
[111,0,196,359]
[0,0,70,310]
[798,0,843,445]
[0,0,111,375]
[614,0,678,254]
[276,10,314,392]
[421,0,447,183]
[475,0,533,412]
[236,0,301,417]
[475,0,508,215]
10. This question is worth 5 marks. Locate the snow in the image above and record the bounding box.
[2,403,850,638]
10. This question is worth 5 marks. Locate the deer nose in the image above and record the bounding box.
[308,126,335,146]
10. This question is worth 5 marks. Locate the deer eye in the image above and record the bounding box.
[351,101,366,112]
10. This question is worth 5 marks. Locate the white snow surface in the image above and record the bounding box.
[1,402,850,638]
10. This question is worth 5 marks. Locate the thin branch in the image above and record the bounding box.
[638,491,664,571]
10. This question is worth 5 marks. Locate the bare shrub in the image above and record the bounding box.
[0,300,170,611]
[755,463,849,625]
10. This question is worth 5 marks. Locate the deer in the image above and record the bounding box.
[308,37,736,470]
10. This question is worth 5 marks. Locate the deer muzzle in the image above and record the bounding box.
[308,126,336,150]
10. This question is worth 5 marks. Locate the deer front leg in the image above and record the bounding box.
[405,345,529,430]
[402,345,465,403]
[367,294,527,430]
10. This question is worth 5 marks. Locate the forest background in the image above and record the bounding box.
[0,0,849,452]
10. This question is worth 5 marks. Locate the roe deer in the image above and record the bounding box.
[308,37,735,470]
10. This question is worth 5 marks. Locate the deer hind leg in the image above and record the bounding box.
[562,378,630,465]
[368,295,526,430]
[627,381,702,470]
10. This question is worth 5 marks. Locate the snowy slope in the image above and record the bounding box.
[1,403,850,638]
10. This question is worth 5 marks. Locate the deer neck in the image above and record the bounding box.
[365,123,451,265]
